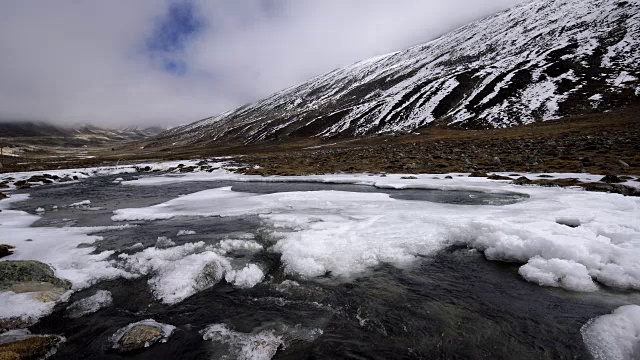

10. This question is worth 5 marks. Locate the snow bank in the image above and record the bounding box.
[0,195,133,321]
[581,305,640,360]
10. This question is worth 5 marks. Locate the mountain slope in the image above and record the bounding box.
[155,0,640,146]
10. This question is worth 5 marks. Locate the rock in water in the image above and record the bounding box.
[110,319,175,353]
[600,175,624,183]
[0,245,14,259]
[0,330,64,360]
[512,176,533,185]
[0,261,71,292]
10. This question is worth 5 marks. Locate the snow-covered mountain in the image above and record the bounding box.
[156,0,640,145]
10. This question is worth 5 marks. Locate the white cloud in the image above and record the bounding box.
[0,0,526,127]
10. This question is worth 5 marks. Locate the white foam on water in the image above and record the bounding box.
[581,305,640,360]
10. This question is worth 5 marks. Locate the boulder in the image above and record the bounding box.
[0,261,71,293]
[110,320,175,353]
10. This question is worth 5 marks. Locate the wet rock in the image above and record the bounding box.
[0,261,71,293]
[0,330,63,360]
[468,172,488,178]
[444,176,453,179]
[0,193,6,199]
[600,175,624,183]
[110,319,175,353]
[512,176,533,185]
[537,174,554,178]
[400,176,418,180]
[487,174,512,181]
[66,290,113,318]
[0,245,15,259]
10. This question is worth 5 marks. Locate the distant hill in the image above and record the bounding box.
[0,121,168,147]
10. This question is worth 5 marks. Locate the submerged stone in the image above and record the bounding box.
[110,319,175,353]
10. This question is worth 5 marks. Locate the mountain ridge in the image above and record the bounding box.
[151,0,640,146]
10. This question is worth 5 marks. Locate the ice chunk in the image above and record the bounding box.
[201,324,282,360]
[581,305,640,360]
[69,200,91,207]
[218,239,263,253]
[122,242,232,304]
[518,257,598,292]
[66,290,113,318]
[225,264,265,288]
[176,230,196,237]
[201,323,323,359]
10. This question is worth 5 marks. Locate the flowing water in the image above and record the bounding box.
[7,174,638,359]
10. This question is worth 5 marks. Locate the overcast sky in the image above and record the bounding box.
[0,0,527,127]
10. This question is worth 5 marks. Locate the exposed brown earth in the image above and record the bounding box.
[1,106,639,178]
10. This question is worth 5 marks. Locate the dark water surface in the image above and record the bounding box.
[8,174,637,359]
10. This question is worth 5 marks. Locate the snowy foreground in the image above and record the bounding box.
[1,160,640,359]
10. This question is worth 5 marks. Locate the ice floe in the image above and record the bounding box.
[112,174,640,293]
